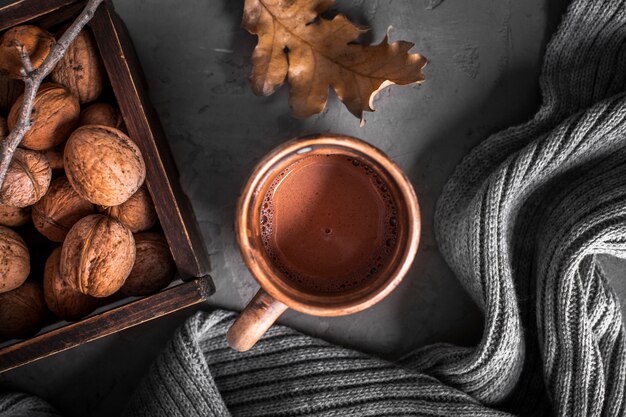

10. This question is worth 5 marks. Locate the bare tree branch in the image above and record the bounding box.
[18,46,34,75]
[0,0,105,190]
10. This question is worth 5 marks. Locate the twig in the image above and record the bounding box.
[0,0,105,190]
[18,46,34,75]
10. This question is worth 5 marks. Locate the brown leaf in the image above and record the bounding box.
[243,0,427,119]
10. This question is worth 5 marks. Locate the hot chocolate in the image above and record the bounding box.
[260,154,399,294]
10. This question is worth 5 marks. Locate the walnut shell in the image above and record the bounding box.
[61,214,135,297]
[8,83,80,150]
[0,148,51,208]
[51,28,104,104]
[0,281,47,340]
[32,177,95,242]
[121,233,175,296]
[79,103,123,129]
[64,125,146,206]
[0,73,24,111]
[41,144,65,172]
[44,247,98,320]
[99,185,157,233]
[0,204,30,227]
[0,25,54,79]
[0,226,29,294]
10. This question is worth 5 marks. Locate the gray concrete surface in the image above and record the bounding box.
[0,0,600,416]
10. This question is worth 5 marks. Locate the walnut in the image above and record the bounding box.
[121,233,175,296]
[0,204,30,227]
[0,281,48,340]
[32,177,95,242]
[8,83,80,150]
[51,28,104,104]
[0,73,24,111]
[64,125,146,206]
[41,143,65,172]
[0,25,54,79]
[61,214,135,297]
[44,247,98,320]
[0,148,51,208]
[0,226,29,294]
[99,185,157,233]
[79,103,124,129]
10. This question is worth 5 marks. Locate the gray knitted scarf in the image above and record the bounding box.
[3,0,626,415]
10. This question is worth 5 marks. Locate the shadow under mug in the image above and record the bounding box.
[227,134,421,351]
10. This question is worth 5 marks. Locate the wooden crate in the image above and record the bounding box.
[0,0,213,373]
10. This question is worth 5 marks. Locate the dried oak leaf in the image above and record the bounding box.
[243,0,427,119]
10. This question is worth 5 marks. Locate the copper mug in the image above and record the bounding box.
[227,134,421,351]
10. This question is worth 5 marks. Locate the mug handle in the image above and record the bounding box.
[226,289,288,351]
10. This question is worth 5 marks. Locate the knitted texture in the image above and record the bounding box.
[0,392,62,417]
[400,0,626,413]
[2,0,626,415]
[123,310,511,417]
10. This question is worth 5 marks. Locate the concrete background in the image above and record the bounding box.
[0,0,592,415]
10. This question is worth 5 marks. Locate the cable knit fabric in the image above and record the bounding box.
[2,0,626,415]
[123,310,511,417]
[0,392,62,417]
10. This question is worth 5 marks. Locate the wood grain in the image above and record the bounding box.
[0,0,79,31]
[89,3,211,280]
[0,277,213,373]
[226,289,287,352]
